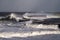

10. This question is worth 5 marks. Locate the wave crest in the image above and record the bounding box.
[0,13,23,22]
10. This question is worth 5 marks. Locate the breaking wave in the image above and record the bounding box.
[0,13,23,22]
[0,13,26,27]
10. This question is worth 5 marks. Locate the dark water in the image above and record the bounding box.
[0,12,60,16]
[0,12,25,16]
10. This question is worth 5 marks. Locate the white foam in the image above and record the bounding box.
[26,24,58,29]
[0,31,60,38]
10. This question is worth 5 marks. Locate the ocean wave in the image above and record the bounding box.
[0,13,23,22]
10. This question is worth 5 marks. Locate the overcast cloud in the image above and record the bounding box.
[0,0,60,12]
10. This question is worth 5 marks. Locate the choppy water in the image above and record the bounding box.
[0,12,60,40]
[0,21,60,40]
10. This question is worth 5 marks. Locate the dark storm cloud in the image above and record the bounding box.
[0,0,60,12]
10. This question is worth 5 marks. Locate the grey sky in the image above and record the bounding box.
[0,0,60,12]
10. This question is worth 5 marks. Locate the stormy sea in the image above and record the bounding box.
[0,12,60,40]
